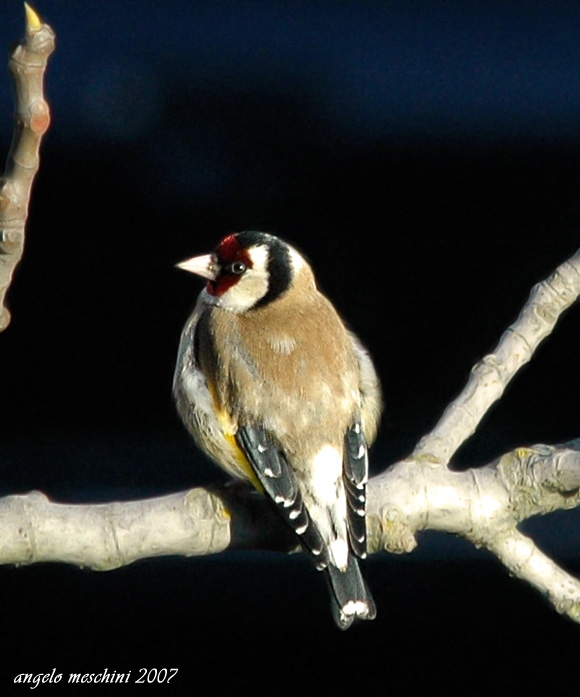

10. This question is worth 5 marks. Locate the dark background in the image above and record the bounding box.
[1,0,580,692]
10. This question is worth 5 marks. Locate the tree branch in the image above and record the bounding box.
[0,3,54,331]
[0,484,295,570]
[2,440,580,622]
[412,250,580,467]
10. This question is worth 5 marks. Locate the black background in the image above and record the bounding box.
[1,1,580,693]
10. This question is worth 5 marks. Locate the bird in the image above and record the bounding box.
[173,231,382,628]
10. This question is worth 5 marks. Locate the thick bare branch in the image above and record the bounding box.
[2,441,580,621]
[0,489,232,570]
[497,442,580,520]
[0,4,54,331]
[366,441,580,622]
[0,485,293,570]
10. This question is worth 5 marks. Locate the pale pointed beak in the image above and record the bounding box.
[176,253,218,281]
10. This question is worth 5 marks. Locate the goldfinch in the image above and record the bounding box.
[173,231,382,628]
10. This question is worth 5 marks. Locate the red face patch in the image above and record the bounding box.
[207,233,253,297]
[215,233,242,263]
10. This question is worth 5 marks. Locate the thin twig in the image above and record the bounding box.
[412,250,580,467]
[0,3,55,331]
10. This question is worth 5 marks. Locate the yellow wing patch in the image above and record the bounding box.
[209,386,264,494]
[222,429,264,493]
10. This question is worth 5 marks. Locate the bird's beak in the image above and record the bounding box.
[176,254,218,281]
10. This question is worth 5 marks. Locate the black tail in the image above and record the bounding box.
[325,555,376,630]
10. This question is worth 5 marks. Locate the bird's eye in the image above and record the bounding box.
[227,261,247,275]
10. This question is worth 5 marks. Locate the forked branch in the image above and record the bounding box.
[1,246,579,623]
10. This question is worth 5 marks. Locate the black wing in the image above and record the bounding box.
[236,423,329,569]
[343,421,369,558]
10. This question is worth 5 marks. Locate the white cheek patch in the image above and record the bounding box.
[219,244,271,312]
[246,244,269,268]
